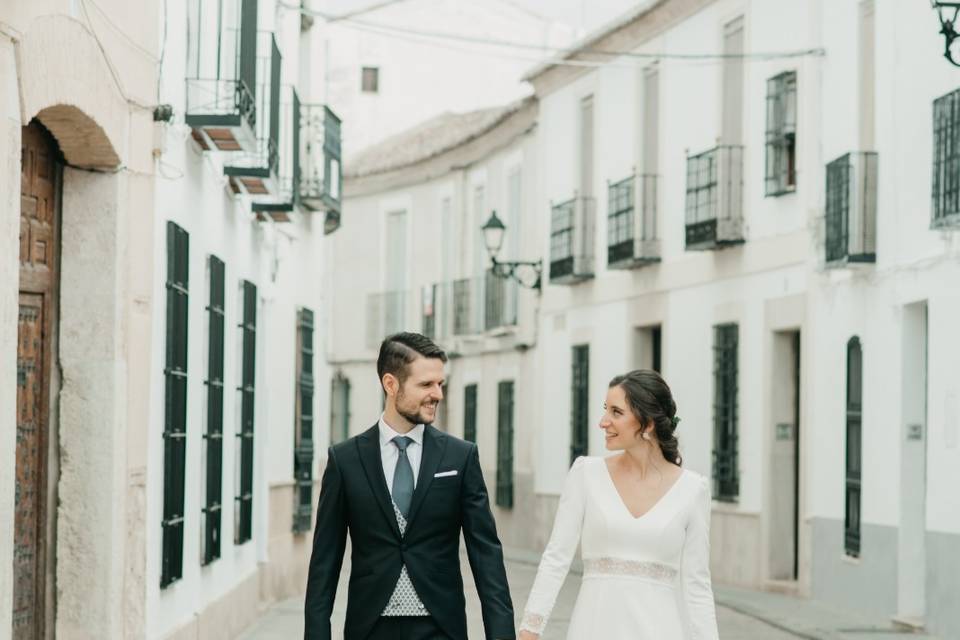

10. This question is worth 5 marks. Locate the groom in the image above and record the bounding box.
[304,332,516,640]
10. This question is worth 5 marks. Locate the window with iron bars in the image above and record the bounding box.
[421,284,437,340]
[712,324,739,502]
[202,255,225,566]
[765,71,797,196]
[845,337,863,557]
[931,87,960,227]
[607,176,635,265]
[235,280,257,544]
[162,222,189,588]
[550,199,575,280]
[293,308,315,534]
[463,384,478,443]
[571,345,590,464]
[330,375,351,445]
[496,381,515,508]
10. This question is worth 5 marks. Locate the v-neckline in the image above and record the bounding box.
[601,457,688,521]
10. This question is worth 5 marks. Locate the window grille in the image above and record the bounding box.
[825,152,878,264]
[463,384,478,443]
[293,308,315,534]
[496,381,515,508]
[932,87,960,227]
[162,222,189,587]
[330,375,350,445]
[765,71,797,196]
[845,337,863,557]
[202,255,225,565]
[712,324,739,501]
[607,176,634,265]
[571,345,590,464]
[235,280,256,544]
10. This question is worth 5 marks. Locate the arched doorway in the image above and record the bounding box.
[13,121,62,640]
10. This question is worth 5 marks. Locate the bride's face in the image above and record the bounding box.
[599,385,645,450]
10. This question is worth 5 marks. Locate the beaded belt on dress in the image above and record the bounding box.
[582,557,678,583]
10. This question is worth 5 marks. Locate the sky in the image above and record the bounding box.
[324,0,642,36]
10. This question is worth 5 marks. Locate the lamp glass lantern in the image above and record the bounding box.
[481,210,506,260]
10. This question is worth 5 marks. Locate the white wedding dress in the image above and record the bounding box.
[520,456,720,639]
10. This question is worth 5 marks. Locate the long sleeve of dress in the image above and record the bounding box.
[519,456,588,635]
[680,476,720,640]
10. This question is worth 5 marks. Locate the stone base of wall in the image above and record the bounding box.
[163,571,261,640]
[925,530,960,639]
[710,509,762,587]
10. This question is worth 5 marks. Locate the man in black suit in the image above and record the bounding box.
[305,332,516,640]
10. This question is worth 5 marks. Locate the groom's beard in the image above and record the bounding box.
[396,390,438,426]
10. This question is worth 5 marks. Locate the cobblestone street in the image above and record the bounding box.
[241,553,802,639]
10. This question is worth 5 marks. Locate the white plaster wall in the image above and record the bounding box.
[318,0,571,155]
[146,0,330,636]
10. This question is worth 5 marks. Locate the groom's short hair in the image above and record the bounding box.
[377,332,447,387]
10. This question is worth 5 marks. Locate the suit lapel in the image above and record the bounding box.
[356,423,402,539]
[406,425,447,529]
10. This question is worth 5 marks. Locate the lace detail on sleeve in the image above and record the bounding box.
[519,611,548,634]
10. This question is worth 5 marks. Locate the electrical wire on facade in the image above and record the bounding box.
[279,0,825,66]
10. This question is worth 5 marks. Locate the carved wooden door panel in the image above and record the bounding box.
[14,122,60,640]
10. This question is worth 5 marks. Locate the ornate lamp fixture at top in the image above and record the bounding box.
[932,1,960,66]
[481,210,543,291]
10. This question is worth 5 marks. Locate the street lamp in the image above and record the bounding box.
[481,210,542,291]
[932,1,960,66]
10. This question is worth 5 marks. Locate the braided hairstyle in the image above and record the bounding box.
[608,369,682,466]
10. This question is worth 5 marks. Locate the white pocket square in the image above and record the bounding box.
[434,470,458,478]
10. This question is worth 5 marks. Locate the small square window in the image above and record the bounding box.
[361,67,379,93]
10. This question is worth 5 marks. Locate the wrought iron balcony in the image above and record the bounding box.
[300,104,343,234]
[366,290,408,349]
[252,88,301,223]
[225,33,282,197]
[607,173,660,269]
[685,145,745,250]
[185,0,258,152]
[422,274,517,341]
[825,152,878,265]
[549,195,595,284]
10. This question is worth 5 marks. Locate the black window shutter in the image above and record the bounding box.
[496,381,515,508]
[236,280,257,544]
[712,324,739,501]
[293,308,315,533]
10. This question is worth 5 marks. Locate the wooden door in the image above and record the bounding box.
[14,121,61,640]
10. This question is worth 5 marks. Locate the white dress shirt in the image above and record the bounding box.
[378,415,424,495]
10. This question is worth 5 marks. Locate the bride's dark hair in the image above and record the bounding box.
[608,369,682,466]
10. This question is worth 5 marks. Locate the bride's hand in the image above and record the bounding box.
[518,631,539,640]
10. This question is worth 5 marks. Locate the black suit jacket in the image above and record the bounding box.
[304,423,515,640]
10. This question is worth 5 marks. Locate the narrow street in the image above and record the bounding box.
[240,554,801,639]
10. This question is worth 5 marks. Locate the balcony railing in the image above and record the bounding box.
[607,173,660,269]
[366,290,408,349]
[685,145,745,250]
[825,152,878,265]
[421,274,518,341]
[252,88,301,223]
[300,104,343,234]
[224,33,281,197]
[549,196,595,284]
[185,0,258,152]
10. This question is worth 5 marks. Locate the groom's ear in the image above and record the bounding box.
[382,373,399,397]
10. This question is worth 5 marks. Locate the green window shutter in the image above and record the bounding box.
[202,255,226,565]
[712,324,739,501]
[570,345,590,464]
[235,280,257,544]
[463,384,478,443]
[161,221,189,588]
[845,337,863,557]
[293,308,315,533]
[496,381,514,508]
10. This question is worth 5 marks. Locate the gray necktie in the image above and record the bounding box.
[391,436,414,519]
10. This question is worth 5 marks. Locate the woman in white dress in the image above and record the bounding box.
[518,370,719,640]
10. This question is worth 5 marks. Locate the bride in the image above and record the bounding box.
[518,370,720,639]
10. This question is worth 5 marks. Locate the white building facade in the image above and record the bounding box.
[148,0,340,638]
[331,0,960,637]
